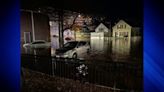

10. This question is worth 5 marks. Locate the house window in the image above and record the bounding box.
[121,25,124,29]
[99,28,104,32]
[117,25,124,29]
[117,25,121,29]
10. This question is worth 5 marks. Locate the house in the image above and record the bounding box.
[21,10,50,45]
[90,23,111,51]
[91,23,111,39]
[112,20,132,38]
[95,23,109,33]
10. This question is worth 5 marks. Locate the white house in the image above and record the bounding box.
[90,23,111,51]
[95,23,109,33]
[91,23,111,39]
[112,20,132,38]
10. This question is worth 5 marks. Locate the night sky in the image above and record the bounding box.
[21,0,142,26]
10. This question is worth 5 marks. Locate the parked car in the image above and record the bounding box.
[23,40,51,49]
[55,41,90,59]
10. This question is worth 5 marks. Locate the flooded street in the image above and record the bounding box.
[22,37,142,62]
[87,37,142,62]
[21,37,142,91]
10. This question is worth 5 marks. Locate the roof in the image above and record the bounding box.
[112,19,132,29]
[96,23,108,29]
[112,18,141,27]
[95,23,110,32]
[94,21,112,29]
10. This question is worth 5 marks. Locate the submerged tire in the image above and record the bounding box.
[87,49,90,54]
[72,53,77,59]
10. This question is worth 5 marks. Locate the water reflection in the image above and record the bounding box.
[90,38,105,53]
[22,37,142,62]
[112,38,130,56]
[89,37,142,62]
[111,38,131,62]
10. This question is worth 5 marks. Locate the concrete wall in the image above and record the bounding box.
[75,32,90,41]
[90,32,110,39]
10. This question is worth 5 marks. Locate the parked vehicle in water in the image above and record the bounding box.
[23,40,51,49]
[54,41,90,59]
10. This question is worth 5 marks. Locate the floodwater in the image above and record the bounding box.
[22,37,142,62]
[21,37,143,91]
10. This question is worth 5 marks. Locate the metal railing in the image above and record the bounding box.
[21,54,142,91]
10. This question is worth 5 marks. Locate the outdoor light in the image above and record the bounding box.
[38,8,41,13]
[38,10,41,13]
[49,21,53,26]
[78,14,81,17]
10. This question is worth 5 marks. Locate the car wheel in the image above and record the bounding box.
[87,49,90,54]
[72,53,77,59]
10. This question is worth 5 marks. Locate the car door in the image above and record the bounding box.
[80,42,88,54]
[76,42,84,56]
[81,42,89,53]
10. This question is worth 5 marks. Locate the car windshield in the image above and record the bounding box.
[79,42,87,46]
[32,41,45,44]
[64,41,78,48]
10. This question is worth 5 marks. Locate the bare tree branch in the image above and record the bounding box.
[63,14,78,31]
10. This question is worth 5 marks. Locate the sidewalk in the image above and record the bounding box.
[21,68,119,92]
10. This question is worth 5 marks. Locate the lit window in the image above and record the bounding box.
[117,25,124,29]
[117,25,121,29]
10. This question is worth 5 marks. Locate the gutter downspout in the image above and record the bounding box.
[31,11,35,41]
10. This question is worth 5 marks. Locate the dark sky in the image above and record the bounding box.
[21,0,142,26]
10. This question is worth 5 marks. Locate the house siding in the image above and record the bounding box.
[20,12,32,43]
[112,20,132,38]
[21,11,50,45]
